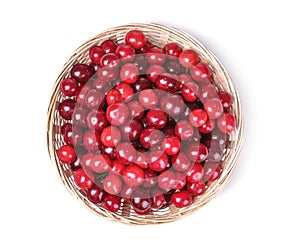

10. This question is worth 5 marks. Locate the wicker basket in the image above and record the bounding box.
[47,23,243,225]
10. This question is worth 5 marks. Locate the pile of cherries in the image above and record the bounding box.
[56,30,236,215]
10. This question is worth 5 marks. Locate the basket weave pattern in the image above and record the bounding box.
[47,23,243,225]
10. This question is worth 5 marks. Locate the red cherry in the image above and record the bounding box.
[131,189,153,215]
[104,195,121,212]
[139,128,164,149]
[151,189,165,209]
[181,81,200,102]
[62,125,83,146]
[120,63,139,84]
[119,119,143,141]
[146,109,167,129]
[106,89,124,105]
[99,53,120,70]
[115,44,135,62]
[116,142,136,164]
[218,91,232,110]
[217,112,236,133]
[175,120,194,140]
[60,78,79,97]
[172,153,191,172]
[171,191,192,208]
[186,163,204,183]
[199,84,218,103]
[103,174,123,195]
[187,182,206,196]
[110,160,125,175]
[122,165,145,187]
[74,169,94,189]
[100,145,116,160]
[189,109,208,127]
[100,126,121,147]
[57,145,76,163]
[162,136,181,155]
[71,63,94,84]
[91,154,111,173]
[120,185,135,199]
[139,89,158,109]
[148,150,168,172]
[202,163,221,182]
[137,41,154,53]
[106,103,129,126]
[80,152,94,170]
[86,110,108,132]
[89,45,105,65]
[179,49,199,68]
[190,62,211,82]
[85,89,105,109]
[115,82,134,101]
[131,77,152,93]
[143,169,158,188]
[125,30,147,49]
[58,99,75,120]
[187,143,208,163]
[155,74,177,91]
[83,130,101,151]
[146,64,165,82]
[158,170,177,190]
[127,100,144,120]
[160,93,185,117]
[198,118,215,133]
[179,74,193,85]
[204,98,223,119]
[173,173,186,190]
[101,39,117,53]
[87,184,107,203]
[134,150,149,169]
[146,47,166,65]
[163,42,182,59]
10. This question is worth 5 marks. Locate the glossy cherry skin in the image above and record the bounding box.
[143,169,158,188]
[173,173,187,190]
[99,53,120,70]
[133,54,149,74]
[160,93,185,117]
[162,136,181,155]
[148,150,168,172]
[147,47,166,65]
[83,130,101,151]
[138,89,158,109]
[104,195,121,212]
[204,98,223,119]
[105,89,123,105]
[187,182,206,196]
[134,149,149,169]
[137,41,154,53]
[189,109,208,127]
[217,112,236,133]
[86,110,108,132]
[155,74,177,91]
[57,145,76,163]
[172,153,191,172]
[119,119,143,141]
[165,61,183,74]
[198,118,215,133]
[146,109,167,129]
[171,191,192,208]
[110,160,125,175]
[181,81,200,102]
[127,100,144,120]
[163,42,182,59]
[187,143,208,163]
[218,91,232,110]
[101,126,121,147]
[120,63,139,84]
[91,154,111,173]
[115,82,134,101]
[106,103,129,126]
[151,189,165,209]
[179,49,199,68]
[71,63,94,84]
[103,174,123,195]
[146,64,166,82]
[85,89,105,109]
[115,44,135,62]
[131,77,152,93]
[139,128,164,149]
[175,120,194,140]
[158,170,177,191]
[116,142,137,164]
[80,152,95,170]
[58,99,75,120]
[186,163,204,183]
[207,142,223,163]
[63,125,83,146]
[74,169,94,189]
[87,184,107,203]
[199,84,218,103]
[76,85,91,105]
[202,163,221,182]
[131,189,153,215]
[122,165,145,187]
[190,62,211,82]
[101,39,117,53]
[60,78,79,97]
[100,145,116,160]
[89,45,105,65]
[125,30,147,49]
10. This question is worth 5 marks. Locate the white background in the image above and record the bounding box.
[0,0,299,251]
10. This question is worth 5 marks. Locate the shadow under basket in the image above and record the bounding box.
[47,23,243,225]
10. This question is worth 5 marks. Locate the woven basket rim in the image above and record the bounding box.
[47,23,244,225]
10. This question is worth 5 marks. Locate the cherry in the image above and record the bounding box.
[83,130,101,151]
[190,62,211,82]
[146,64,165,82]
[139,89,158,109]
[97,67,118,83]
[138,41,154,53]
[179,49,199,68]
[106,103,129,126]
[187,182,206,196]
[91,154,111,173]
[189,109,208,127]
[71,63,94,84]
[115,44,135,62]
[58,99,75,120]
[119,119,143,141]
[100,145,116,160]
[217,112,236,133]
[158,170,177,191]
[115,82,134,101]
[80,152,95,170]
[120,185,135,199]
[99,53,120,70]
[76,85,91,105]
[101,39,117,53]
[134,150,149,169]
[160,93,185,117]
[147,47,166,65]
[186,163,204,183]
[85,89,105,109]
[63,125,83,146]
[179,74,193,85]
[74,169,94,189]
[199,84,218,103]
[60,78,79,97]
[86,110,108,132]
[187,143,208,163]
[143,169,158,188]
[173,173,186,190]
[101,126,121,147]
[155,73,177,91]
[120,63,139,84]
[133,54,149,73]
[163,42,182,59]
[175,120,194,140]
[125,30,147,49]
[89,45,105,65]
[151,189,165,209]
[162,136,181,155]
[146,109,167,129]
[172,153,191,172]
[148,150,168,172]
[103,174,123,195]
[131,77,152,93]
[106,88,124,105]
[181,81,200,102]
[204,98,223,119]
[207,142,223,162]
[218,91,232,110]
[198,118,215,134]
[203,163,221,182]
[104,195,121,212]
[87,184,107,203]
[131,189,153,215]
[127,100,144,120]
[57,145,76,163]
[139,128,164,149]
[122,165,144,187]
[165,61,183,74]
[116,142,136,164]
[171,191,192,208]
[110,160,125,175]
